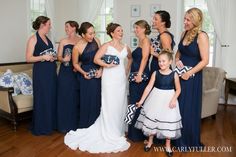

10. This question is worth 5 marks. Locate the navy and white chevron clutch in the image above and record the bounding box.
[124,104,137,125]
[174,66,195,77]
[101,55,120,65]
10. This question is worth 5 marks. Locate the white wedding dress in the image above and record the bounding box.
[64,45,130,153]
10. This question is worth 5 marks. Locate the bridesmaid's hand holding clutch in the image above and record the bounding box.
[134,74,142,83]
[42,54,53,62]
[83,72,91,79]
[95,68,103,78]
[181,71,192,80]
[128,72,149,82]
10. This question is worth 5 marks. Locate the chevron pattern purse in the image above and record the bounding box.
[174,66,195,77]
[124,104,137,125]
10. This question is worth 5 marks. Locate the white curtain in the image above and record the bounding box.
[206,0,231,68]
[45,0,56,46]
[207,0,236,104]
[76,0,104,24]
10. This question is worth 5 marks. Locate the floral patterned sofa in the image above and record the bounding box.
[0,62,33,131]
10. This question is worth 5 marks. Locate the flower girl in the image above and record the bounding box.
[135,50,182,157]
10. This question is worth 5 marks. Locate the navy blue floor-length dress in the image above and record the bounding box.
[57,44,79,133]
[128,47,149,141]
[78,39,101,128]
[174,31,204,150]
[31,32,57,135]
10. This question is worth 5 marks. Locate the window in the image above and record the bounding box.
[184,0,215,66]
[94,0,114,44]
[30,0,46,33]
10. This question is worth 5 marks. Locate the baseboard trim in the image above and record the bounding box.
[219,103,236,107]
[0,62,29,66]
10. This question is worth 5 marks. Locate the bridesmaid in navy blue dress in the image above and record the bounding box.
[175,8,209,150]
[72,22,102,128]
[150,10,175,74]
[57,21,81,133]
[128,20,151,141]
[26,16,57,135]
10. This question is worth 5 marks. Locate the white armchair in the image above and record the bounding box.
[201,67,226,119]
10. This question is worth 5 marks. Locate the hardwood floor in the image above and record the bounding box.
[0,105,235,157]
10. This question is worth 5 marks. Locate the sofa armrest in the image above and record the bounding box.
[0,86,14,92]
[0,86,17,114]
[203,88,218,95]
[202,88,219,118]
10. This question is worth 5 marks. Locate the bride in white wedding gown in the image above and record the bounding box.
[64,23,132,153]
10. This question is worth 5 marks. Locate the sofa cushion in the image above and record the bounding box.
[12,95,33,113]
[0,70,21,96]
[203,67,225,91]
[13,73,33,95]
[0,70,14,87]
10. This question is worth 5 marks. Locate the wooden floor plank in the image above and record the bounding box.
[0,105,235,157]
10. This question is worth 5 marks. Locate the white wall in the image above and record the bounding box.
[0,0,30,63]
[54,0,183,48]
[54,0,79,42]
[0,0,235,78]
[223,1,236,78]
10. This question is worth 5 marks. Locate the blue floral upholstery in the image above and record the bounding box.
[0,70,21,96]
[13,73,33,95]
[0,70,14,87]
